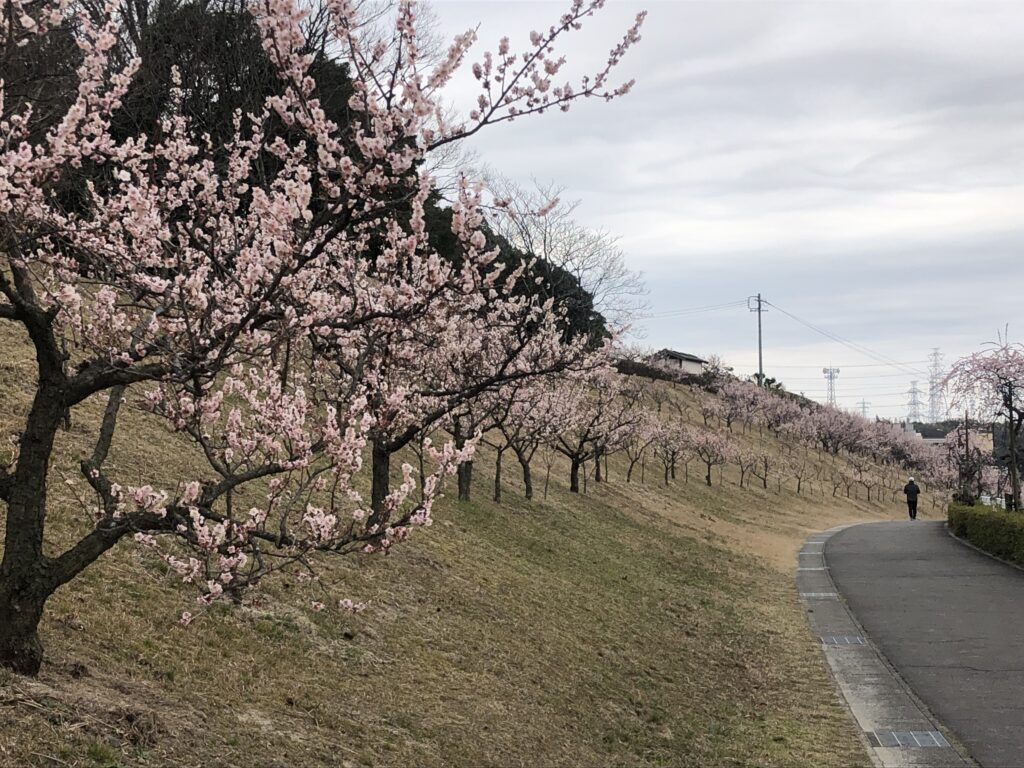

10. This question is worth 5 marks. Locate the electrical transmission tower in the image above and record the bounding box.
[927,348,946,422]
[907,380,924,423]
[823,367,840,407]
[858,399,871,418]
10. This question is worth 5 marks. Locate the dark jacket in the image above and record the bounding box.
[903,481,920,501]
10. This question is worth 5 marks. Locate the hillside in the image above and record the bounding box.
[0,323,915,767]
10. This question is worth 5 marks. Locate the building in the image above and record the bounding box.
[650,349,708,377]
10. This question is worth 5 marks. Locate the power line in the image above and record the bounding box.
[774,372,922,381]
[800,390,911,397]
[640,300,747,319]
[730,361,930,370]
[765,301,930,377]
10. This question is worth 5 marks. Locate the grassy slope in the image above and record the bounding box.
[0,324,919,767]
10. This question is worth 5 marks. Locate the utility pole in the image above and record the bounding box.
[858,399,871,418]
[748,294,765,386]
[927,348,945,423]
[823,367,840,406]
[906,380,924,423]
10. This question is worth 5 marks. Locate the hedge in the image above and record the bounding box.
[948,503,1024,566]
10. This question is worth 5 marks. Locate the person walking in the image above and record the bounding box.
[903,477,921,520]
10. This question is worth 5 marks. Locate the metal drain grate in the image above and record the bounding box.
[800,592,838,598]
[820,635,865,645]
[797,566,826,571]
[867,730,950,748]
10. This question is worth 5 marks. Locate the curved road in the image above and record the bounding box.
[827,521,1024,768]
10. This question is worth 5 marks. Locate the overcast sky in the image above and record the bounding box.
[431,0,1024,419]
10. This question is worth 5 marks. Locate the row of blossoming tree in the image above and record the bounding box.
[456,360,954,507]
[0,0,648,674]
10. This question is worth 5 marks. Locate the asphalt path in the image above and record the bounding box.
[827,521,1024,768]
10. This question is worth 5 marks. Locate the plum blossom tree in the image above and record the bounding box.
[946,343,1024,510]
[761,396,803,436]
[552,368,645,492]
[786,452,812,495]
[651,419,690,486]
[735,448,759,489]
[849,455,878,502]
[623,410,658,483]
[493,375,577,501]
[0,0,646,673]
[689,429,734,487]
[942,422,987,504]
[695,394,723,428]
[719,380,759,433]
[749,448,776,492]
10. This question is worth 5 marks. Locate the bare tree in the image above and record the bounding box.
[485,178,648,328]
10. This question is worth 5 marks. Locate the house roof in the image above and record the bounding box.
[656,349,707,364]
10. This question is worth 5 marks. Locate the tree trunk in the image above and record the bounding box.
[493,448,503,504]
[457,461,473,502]
[594,446,602,483]
[0,380,65,675]
[0,583,46,676]
[513,448,533,500]
[370,439,391,519]
[705,462,712,486]
[570,457,581,493]
[664,464,670,486]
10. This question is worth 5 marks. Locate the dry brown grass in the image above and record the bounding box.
[0,324,909,767]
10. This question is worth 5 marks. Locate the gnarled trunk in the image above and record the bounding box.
[0,580,47,676]
[570,457,581,493]
[0,380,64,674]
[512,446,533,500]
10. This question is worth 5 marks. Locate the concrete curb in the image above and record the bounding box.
[797,525,976,768]
[945,522,1024,575]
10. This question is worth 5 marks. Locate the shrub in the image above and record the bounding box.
[948,503,1024,565]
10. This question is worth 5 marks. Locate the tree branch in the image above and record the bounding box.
[47,511,175,591]
[88,385,125,469]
